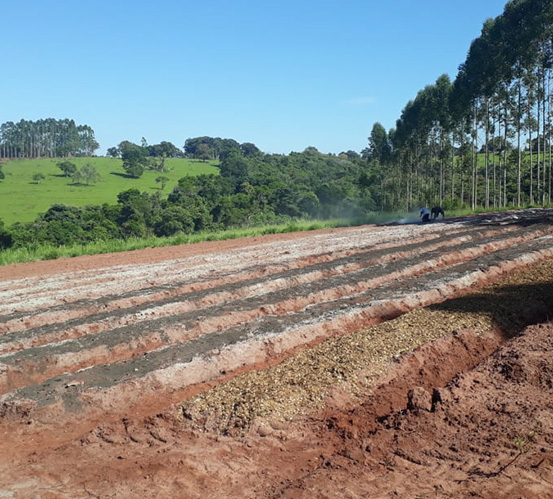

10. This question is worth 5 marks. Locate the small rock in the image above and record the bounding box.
[64,380,84,389]
[257,425,272,437]
[407,386,432,412]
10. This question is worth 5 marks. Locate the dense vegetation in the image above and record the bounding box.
[370,0,553,211]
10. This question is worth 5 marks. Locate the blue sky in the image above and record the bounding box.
[2,1,507,155]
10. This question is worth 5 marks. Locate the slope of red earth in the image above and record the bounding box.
[1,208,553,497]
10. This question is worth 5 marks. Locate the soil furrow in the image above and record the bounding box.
[0,228,451,329]
[0,224,428,310]
[2,234,552,418]
[0,225,547,391]
[0,224,471,318]
[0,224,511,349]
[3,209,553,499]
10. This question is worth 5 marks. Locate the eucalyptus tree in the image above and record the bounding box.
[430,75,454,204]
[365,122,395,210]
[392,74,455,209]
[448,0,553,207]
[524,72,538,203]
[367,122,391,164]
[498,0,553,205]
[368,0,553,210]
[452,15,507,209]
[548,61,553,202]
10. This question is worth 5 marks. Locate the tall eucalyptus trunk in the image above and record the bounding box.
[537,69,542,204]
[517,78,522,206]
[484,98,490,209]
[547,70,553,203]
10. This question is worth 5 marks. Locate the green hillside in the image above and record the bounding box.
[0,157,219,225]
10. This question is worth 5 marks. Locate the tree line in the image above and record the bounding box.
[367,0,553,211]
[102,137,264,179]
[106,137,261,162]
[0,119,99,158]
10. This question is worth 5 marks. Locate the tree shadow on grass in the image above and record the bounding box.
[110,171,137,179]
[67,182,94,187]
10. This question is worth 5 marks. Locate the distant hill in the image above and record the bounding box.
[0,157,219,225]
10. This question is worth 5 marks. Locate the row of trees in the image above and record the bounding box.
[106,138,184,160]
[105,138,265,178]
[107,136,263,166]
[367,0,553,211]
[183,137,261,161]
[0,120,261,164]
[0,119,99,158]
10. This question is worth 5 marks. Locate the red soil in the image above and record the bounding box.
[1,210,553,497]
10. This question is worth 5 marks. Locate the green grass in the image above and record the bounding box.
[0,157,219,225]
[0,220,334,266]
[475,150,551,168]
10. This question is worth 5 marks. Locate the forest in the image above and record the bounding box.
[0,0,551,253]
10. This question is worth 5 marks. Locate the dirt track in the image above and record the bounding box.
[1,209,553,497]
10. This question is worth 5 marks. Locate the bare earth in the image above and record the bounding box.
[1,209,553,498]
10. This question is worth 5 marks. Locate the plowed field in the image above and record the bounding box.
[1,209,553,498]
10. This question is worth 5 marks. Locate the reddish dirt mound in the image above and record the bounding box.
[1,208,553,497]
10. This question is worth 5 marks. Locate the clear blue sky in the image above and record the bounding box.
[2,0,508,155]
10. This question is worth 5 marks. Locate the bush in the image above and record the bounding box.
[57,160,77,177]
[0,218,12,249]
[154,206,194,236]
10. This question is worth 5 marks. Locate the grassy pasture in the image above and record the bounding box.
[475,150,551,167]
[0,157,218,225]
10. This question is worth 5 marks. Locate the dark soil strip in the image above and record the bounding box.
[0,224,538,352]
